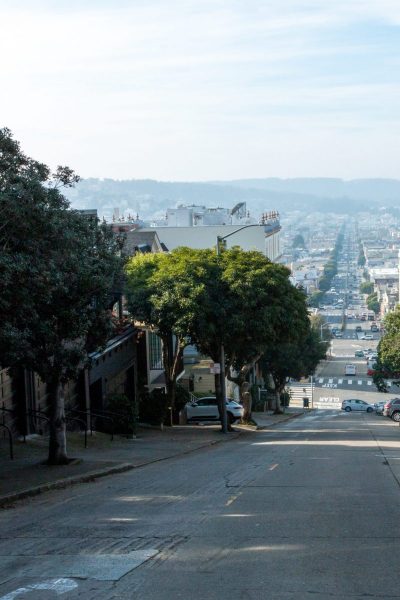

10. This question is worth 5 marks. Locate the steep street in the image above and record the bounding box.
[2,411,400,599]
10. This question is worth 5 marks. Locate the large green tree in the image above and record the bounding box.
[191,248,311,423]
[125,248,219,419]
[0,128,122,464]
[125,247,310,428]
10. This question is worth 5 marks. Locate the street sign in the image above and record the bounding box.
[209,362,221,374]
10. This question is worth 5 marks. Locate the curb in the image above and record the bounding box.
[0,431,241,508]
[254,411,306,430]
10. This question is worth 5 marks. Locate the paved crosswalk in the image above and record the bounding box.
[288,377,398,391]
[315,377,376,386]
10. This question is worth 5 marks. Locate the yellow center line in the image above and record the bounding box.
[269,463,279,471]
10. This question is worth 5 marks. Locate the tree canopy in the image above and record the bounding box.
[125,246,314,424]
[360,281,374,294]
[292,234,306,248]
[373,307,400,391]
[125,247,219,416]
[261,313,328,412]
[0,128,122,464]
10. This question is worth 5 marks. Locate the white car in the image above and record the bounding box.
[364,334,374,340]
[345,363,356,375]
[341,399,374,413]
[185,396,244,425]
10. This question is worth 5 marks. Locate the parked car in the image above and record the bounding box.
[354,350,365,357]
[341,399,374,412]
[374,400,386,415]
[185,396,244,424]
[383,398,400,421]
[355,325,363,332]
[334,331,343,338]
[345,363,356,375]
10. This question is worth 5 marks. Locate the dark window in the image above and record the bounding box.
[149,332,163,370]
[197,398,217,406]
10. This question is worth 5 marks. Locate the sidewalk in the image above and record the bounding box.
[0,408,304,507]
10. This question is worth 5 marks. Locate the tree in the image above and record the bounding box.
[358,250,366,266]
[307,290,325,308]
[292,234,306,249]
[360,282,374,294]
[366,293,380,314]
[0,128,122,464]
[192,249,310,423]
[125,248,219,421]
[126,247,313,427]
[323,261,337,279]
[318,276,331,292]
[260,315,328,413]
[374,307,400,392]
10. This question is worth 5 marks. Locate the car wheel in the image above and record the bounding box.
[345,406,351,412]
[391,412,400,422]
[367,407,373,413]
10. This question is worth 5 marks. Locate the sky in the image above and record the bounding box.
[1,0,400,181]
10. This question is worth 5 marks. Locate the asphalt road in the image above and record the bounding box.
[2,411,400,599]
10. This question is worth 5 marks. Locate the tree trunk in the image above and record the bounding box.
[161,333,182,425]
[241,381,252,422]
[47,378,69,465]
[214,371,233,432]
[214,372,224,428]
[165,377,177,426]
[273,387,285,414]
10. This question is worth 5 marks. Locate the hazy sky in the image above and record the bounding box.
[1,0,400,180]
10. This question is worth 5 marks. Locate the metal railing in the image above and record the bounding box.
[0,401,134,459]
[67,408,115,441]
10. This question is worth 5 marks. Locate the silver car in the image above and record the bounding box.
[185,396,244,425]
[341,399,374,413]
[374,400,386,415]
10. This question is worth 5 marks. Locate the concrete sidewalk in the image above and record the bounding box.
[0,408,304,507]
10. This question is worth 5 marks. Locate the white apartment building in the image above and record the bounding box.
[144,203,281,261]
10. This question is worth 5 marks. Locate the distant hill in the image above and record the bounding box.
[221,178,400,203]
[65,177,400,219]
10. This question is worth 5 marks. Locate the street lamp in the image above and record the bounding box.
[216,224,262,433]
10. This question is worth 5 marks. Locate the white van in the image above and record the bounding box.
[345,364,356,376]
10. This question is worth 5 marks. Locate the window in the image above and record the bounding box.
[197,398,217,406]
[149,332,163,370]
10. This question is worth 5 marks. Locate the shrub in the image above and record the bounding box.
[105,393,134,434]
[139,388,169,426]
